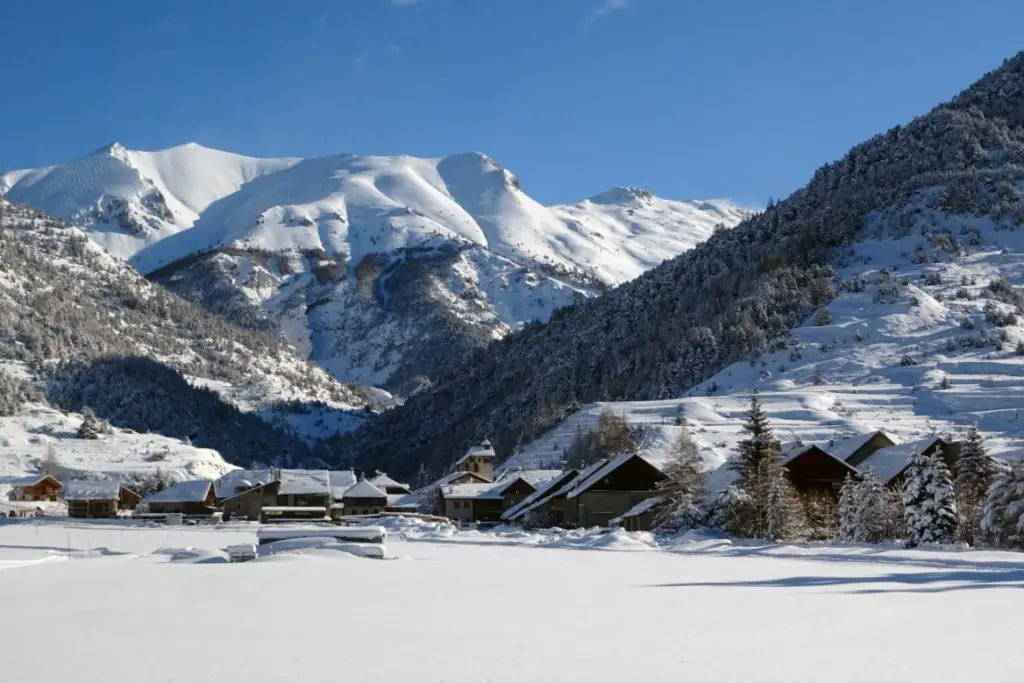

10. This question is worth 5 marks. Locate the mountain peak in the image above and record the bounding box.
[587,186,654,205]
[89,141,129,160]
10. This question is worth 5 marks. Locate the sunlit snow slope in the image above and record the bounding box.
[2,144,747,388]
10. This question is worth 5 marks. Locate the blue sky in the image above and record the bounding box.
[1,0,1022,206]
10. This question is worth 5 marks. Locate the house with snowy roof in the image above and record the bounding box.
[369,471,411,496]
[222,469,332,521]
[213,469,276,503]
[825,430,899,467]
[453,440,496,482]
[857,435,961,488]
[65,480,140,518]
[775,441,860,497]
[342,478,389,516]
[561,453,666,528]
[6,474,63,502]
[502,469,582,526]
[142,479,217,516]
[389,469,493,514]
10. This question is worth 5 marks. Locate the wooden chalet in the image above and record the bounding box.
[779,441,859,498]
[502,469,582,527]
[65,480,140,519]
[827,430,899,467]
[563,453,666,528]
[222,470,332,521]
[438,471,561,524]
[142,479,217,516]
[6,475,63,502]
[393,470,492,516]
[857,436,962,489]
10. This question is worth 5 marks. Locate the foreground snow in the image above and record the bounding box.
[1,519,1022,682]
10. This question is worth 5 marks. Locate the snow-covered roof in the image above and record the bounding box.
[610,496,664,526]
[387,493,409,507]
[329,470,358,498]
[342,479,387,500]
[4,475,59,488]
[369,472,409,492]
[826,430,899,463]
[857,436,947,484]
[142,479,213,504]
[64,479,122,501]
[566,452,659,500]
[455,439,495,465]
[278,470,331,496]
[441,482,506,501]
[497,468,562,488]
[213,469,275,499]
[503,469,581,521]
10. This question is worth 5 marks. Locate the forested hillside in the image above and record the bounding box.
[0,200,375,464]
[345,52,1024,479]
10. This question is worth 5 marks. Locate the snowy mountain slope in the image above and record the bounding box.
[2,145,747,388]
[0,199,379,465]
[344,51,1024,480]
[0,403,235,485]
[502,194,1024,473]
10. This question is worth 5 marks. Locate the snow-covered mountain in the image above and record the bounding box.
[343,51,1024,480]
[2,145,747,388]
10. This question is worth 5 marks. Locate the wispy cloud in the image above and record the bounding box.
[584,0,632,28]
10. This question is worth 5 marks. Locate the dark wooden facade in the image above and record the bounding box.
[8,476,63,502]
[564,455,665,528]
[785,446,858,498]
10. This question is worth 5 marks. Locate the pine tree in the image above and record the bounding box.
[954,425,996,545]
[982,462,1024,549]
[902,447,959,546]
[76,406,111,440]
[839,471,890,543]
[414,462,431,490]
[731,390,776,483]
[725,391,805,541]
[40,445,62,477]
[653,429,707,530]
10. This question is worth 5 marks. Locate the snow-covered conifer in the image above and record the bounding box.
[902,447,958,546]
[954,425,996,545]
[654,429,707,530]
[839,471,890,543]
[981,462,1024,549]
[76,407,112,440]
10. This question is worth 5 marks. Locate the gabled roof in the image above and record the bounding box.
[278,470,331,496]
[503,469,581,522]
[441,482,506,501]
[496,468,562,488]
[780,441,859,473]
[455,439,496,466]
[565,452,660,500]
[4,474,61,489]
[343,479,388,500]
[213,469,275,499]
[826,430,899,462]
[64,479,122,501]
[857,436,949,484]
[329,470,358,499]
[143,479,213,504]
[369,472,410,493]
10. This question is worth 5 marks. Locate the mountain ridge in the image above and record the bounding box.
[2,144,748,389]
[338,51,1024,479]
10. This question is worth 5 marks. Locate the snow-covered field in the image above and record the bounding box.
[2,518,1023,682]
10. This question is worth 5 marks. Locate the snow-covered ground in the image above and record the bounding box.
[1,518,1022,682]
[0,404,235,489]
[505,199,1024,472]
